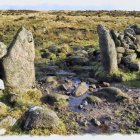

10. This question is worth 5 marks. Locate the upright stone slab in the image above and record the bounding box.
[2,27,35,93]
[97,25,118,74]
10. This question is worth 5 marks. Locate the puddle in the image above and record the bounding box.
[68,93,90,112]
[56,70,76,76]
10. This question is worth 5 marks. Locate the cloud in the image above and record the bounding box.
[0,0,139,10]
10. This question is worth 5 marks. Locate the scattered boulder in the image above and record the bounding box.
[75,82,88,96]
[21,106,61,130]
[66,56,89,66]
[124,28,135,36]
[1,27,35,93]
[128,61,140,71]
[45,76,58,86]
[45,93,69,105]
[0,116,17,128]
[97,25,118,74]
[86,96,102,105]
[94,87,131,102]
[122,53,137,64]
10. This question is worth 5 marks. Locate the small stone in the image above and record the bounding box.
[102,82,110,87]
[82,120,88,126]
[122,53,137,64]
[0,116,17,128]
[90,84,96,89]
[83,100,88,106]
[0,129,6,136]
[79,104,84,109]
[91,118,101,126]
[75,82,88,97]
[128,61,140,71]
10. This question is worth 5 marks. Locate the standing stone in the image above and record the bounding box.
[2,27,35,93]
[97,25,118,74]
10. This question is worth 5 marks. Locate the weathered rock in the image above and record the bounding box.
[136,35,140,45]
[66,56,89,66]
[130,24,140,35]
[128,61,140,71]
[129,44,138,50]
[116,47,125,53]
[45,76,58,84]
[75,82,88,96]
[97,25,118,74]
[7,92,20,106]
[48,45,59,53]
[0,42,7,59]
[125,49,135,54]
[45,93,69,105]
[2,27,35,93]
[110,30,121,46]
[86,96,102,105]
[0,116,17,128]
[124,28,135,36]
[94,87,131,102]
[136,48,140,57]
[122,53,137,64]
[21,106,60,130]
[101,82,110,87]
[117,53,123,64]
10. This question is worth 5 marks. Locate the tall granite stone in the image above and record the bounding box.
[2,27,35,93]
[97,25,118,74]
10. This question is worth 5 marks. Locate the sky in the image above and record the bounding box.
[0,0,139,11]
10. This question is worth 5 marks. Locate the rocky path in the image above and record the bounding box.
[36,70,140,134]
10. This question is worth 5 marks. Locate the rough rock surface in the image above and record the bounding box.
[0,116,17,128]
[0,42,7,59]
[21,106,60,130]
[94,87,131,102]
[75,82,88,96]
[97,25,118,74]
[2,27,35,93]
